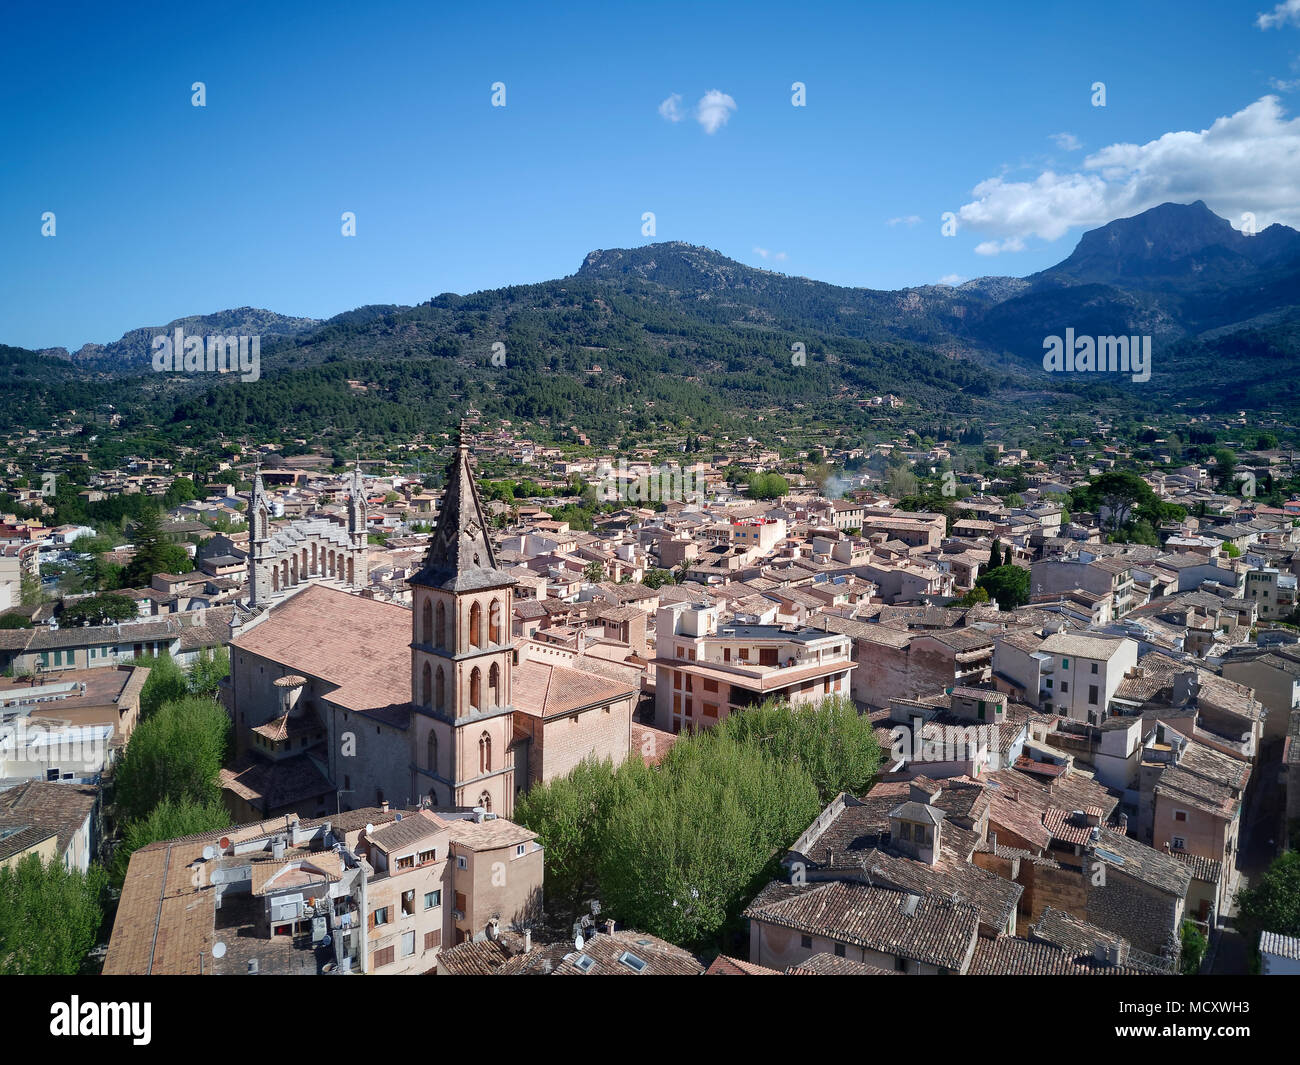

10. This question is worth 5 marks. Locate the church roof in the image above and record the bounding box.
[412,440,516,592]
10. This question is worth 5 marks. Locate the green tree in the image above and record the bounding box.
[134,652,190,720]
[989,540,1003,568]
[976,565,1030,608]
[60,593,138,627]
[952,585,990,606]
[582,561,606,583]
[124,508,189,587]
[597,728,819,948]
[188,647,231,699]
[0,854,110,974]
[512,756,622,912]
[1180,920,1208,974]
[718,696,880,805]
[641,568,676,589]
[746,472,789,500]
[114,695,230,823]
[111,797,231,885]
[1236,851,1300,959]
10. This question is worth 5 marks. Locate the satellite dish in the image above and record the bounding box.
[574,934,584,951]
[212,942,227,959]
[211,868,225,884]
[395,813,403,821]
[219,837,230,850]
[365,824,374,835]
[202,845,215,860]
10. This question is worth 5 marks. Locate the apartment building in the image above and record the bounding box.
[104,805,543,975]
[652,602,854,733]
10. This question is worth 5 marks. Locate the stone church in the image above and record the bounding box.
[223,438,638,825]
[247,468,369,606]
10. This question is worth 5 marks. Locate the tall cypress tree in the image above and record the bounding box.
[989,539,1003,568]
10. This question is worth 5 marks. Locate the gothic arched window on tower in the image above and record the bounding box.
[422,662,432,709]
[479,790,492,813]
[489,599,501,644]
[435,667,445,712]
[422,600,433,646]
[470,667,482,711]
[479,731,492,773]
[469,601,483,649]
[488,663,500,708]
[427,731,438,773]
[436,601,447,650]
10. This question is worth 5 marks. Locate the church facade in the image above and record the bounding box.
[247,468,369,607]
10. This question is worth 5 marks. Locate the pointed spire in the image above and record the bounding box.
[411,430,515,592]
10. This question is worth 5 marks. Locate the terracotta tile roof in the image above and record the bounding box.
[231,584,411,715]
[512,658,637,718]
[631,722,677,766]
[551,929,704,975]
[705,954,782,975]
[784,953,900,975]
[0,780,97,858]
[743,880,979,972]
[448,816,537,852]
[969,934,1148,975]
[366,809,449,854]
[1170,849,1223,884]
[219,752,334,812]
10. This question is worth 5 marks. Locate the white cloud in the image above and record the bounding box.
[658,93,684,123]
[973,238,1025,256]
[887,215,923,226]
[1051,132,1082,151]
[753,247,788,261]
[956,96,1300,253]
[1258,0,1300,29]
[696,90,736,134]
[1271,76,1300,90]
[937,274,964,286]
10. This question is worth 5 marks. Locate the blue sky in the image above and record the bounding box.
[3,0,1300,350]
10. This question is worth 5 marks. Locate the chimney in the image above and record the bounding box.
[523,928,532,953]
[380,800,389,814]
[1118,812,1129,834]
[988,831,998,851]
[604,919,615,936]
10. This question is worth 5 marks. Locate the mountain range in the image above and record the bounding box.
[7,201,1300,445]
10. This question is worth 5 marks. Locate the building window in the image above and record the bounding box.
[373,946,395,968]
[456,856,467,870]
[425,890,442,909]
[401,931,416,957]
[1174,810,1187,823]
[424,930,442,950]
[834,943,846,958]
[1060,681,1069,693]
[801,935,812,949]
[1090,663,1098,674]
[1172,836,1186,851]
[1061,658,1069,669]
[371,906,390,928]
[1088,685,1099,705]
[516,843,526,857]
[703,678,718,693]
[396,855,415,871]
[479,731,492,773]
[479,790,492,813]
[418,848,437,865]
[401,889,415,915]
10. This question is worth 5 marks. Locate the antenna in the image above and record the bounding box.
[202,845,215,860]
